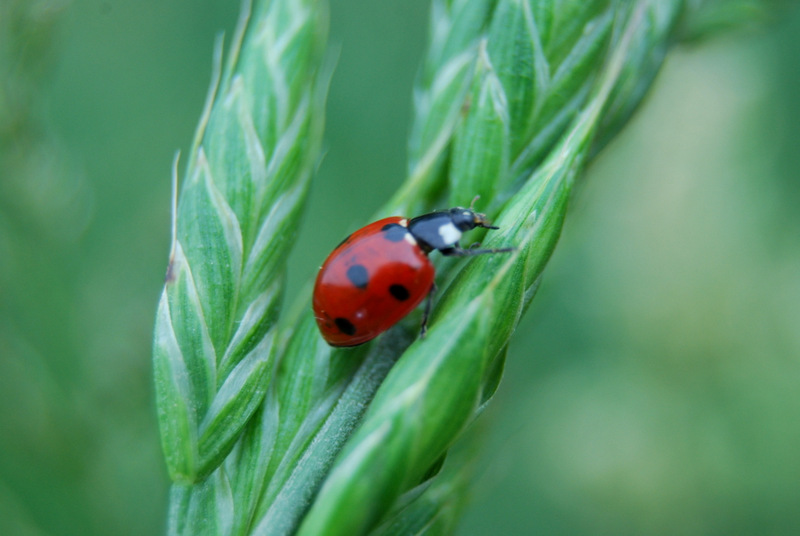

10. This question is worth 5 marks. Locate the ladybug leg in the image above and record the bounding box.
[441,243,515,256]
[419,282,437,339]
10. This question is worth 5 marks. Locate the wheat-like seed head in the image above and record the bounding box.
[153,0,762,534]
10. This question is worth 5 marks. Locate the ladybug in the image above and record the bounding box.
[313,202,513,347]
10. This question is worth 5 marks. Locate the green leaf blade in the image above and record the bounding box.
[485,0,539,157]
[249,337,400,536]
[449,45,511,207]
[153,0,328,486]
[296,300,492,536]
[396,0,497,216]
[154,290,199,483]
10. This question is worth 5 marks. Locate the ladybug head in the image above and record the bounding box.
[447,207,499,231]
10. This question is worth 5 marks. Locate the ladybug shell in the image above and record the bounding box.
[313,216,435,347]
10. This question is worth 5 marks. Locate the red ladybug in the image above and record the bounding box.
[313,204,513,347]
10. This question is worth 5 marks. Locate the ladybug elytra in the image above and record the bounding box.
[312,202,513,347]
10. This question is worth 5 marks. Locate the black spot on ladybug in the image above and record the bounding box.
[346,264,369,290]
[389,284,410,301]
[336,233,353,250]
[334,317,356,335]
[381,223,408,242]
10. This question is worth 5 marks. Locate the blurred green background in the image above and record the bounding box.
[1,1,798,535]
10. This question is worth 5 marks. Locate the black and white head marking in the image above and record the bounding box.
[437,221,462,246]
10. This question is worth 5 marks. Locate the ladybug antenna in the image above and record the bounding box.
[469,195,481,211]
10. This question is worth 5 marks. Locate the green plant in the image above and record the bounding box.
[153,0,769,534]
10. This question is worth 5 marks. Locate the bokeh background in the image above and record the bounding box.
[1,1,799,535]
